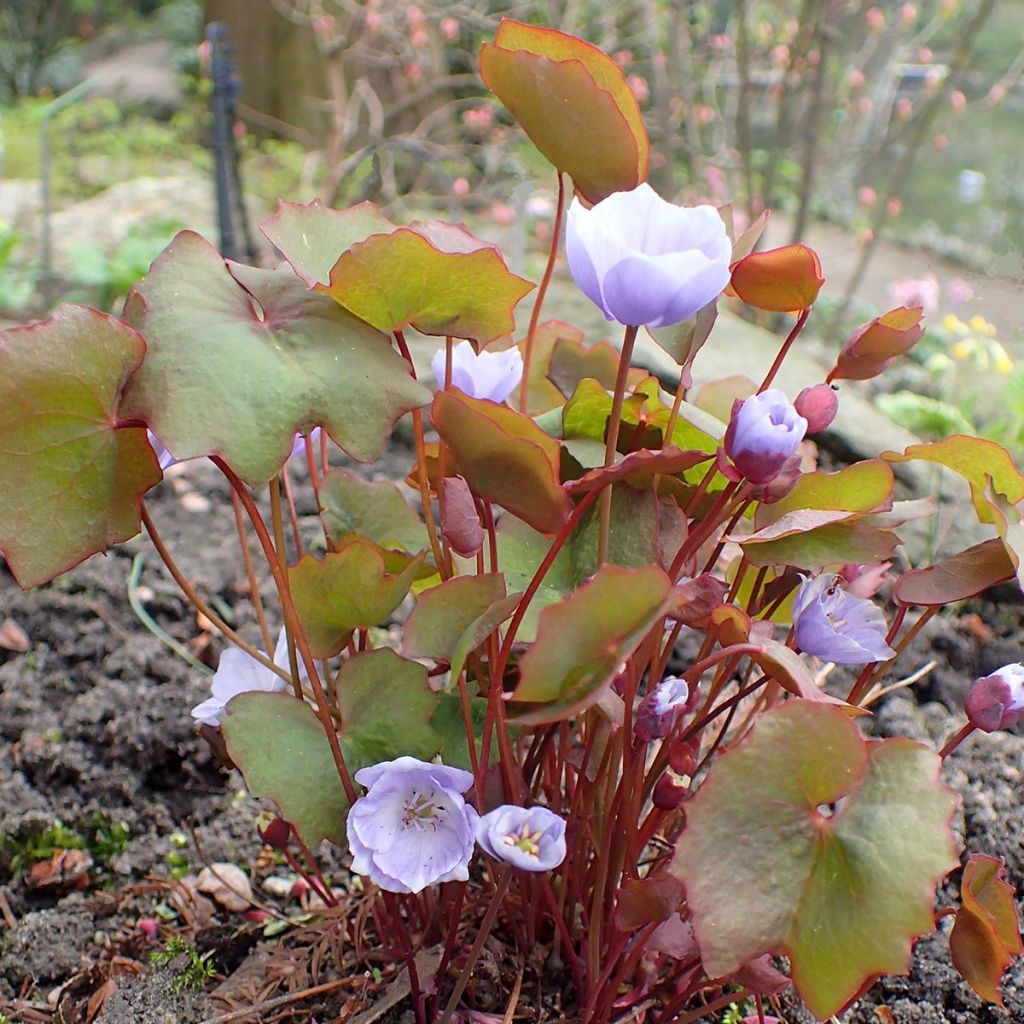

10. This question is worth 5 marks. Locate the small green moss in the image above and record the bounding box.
[149,937,216,992]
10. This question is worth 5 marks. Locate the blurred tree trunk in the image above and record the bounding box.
[203,0,327,143]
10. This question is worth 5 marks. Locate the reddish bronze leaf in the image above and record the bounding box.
[730,244,824,312]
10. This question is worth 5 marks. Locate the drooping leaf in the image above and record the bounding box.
[756,462,894,529]
[432,389,572,534]
[893,539,1016,606]
[447,592,523,683]
[750,640,863,711]
[0,305,161,588]
[564,447,711,495]
[982,483,1024,591]
[261,199,394,287]
[333,648,441,767]
[831,306,925,382]
[441,475,485,557]
[221,692,349,847]
[319,226,533,345]
[480,19,648,204]
[950,854,1023,1007]
[121,231,429,485]
[883,436,1024,525]
[290,540,426,656]
[511,564,673,723]
[672,701,958,1019]
[319,468,427,553]
[403,573,508,661]
[730,245,824,312]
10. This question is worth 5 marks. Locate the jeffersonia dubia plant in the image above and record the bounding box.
[2,17,1022,1024]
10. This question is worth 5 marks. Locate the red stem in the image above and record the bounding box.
[757,307,810,392]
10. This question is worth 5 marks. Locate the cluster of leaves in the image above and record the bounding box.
[0,15,1021,1024]
[2,815,130,876]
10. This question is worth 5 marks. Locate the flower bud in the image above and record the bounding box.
[794,383,839,433]
[653,772,687,810]
[724,390,807,484]
[257,814,291,850]
[635,677,690,741]
[965,664,1024,733]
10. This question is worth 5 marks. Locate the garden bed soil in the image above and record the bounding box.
[0,442,1022,1023]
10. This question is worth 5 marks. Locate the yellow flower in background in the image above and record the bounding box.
[952,341,970,361]
[943,314,961,332]
[992,342,1014,375]
[968,315,997,337]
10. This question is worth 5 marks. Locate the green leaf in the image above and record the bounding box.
[402,573,509,661]
[319,227,533,344]
[755,461,894,529]
[646,301,718,367]
[260,199,394,287]
[432,389,572,534]
[334,648,440,767]
[883,436,1024,526]
[876,391,974,440]
[122,231,430,486]
[431,691,493,770]
[738,512,899,571]
[319,468,427,553]
[569,484,663,582]
[480,19,648,205]
[672,701,958,1019]
[982,483,1024,591]
[0,305,161,588]
[222,692,350,847]
[290,539,426,656]
[893,539,1016,607]
[511,564,673,723]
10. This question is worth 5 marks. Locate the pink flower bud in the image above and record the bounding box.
[410,28,429,48]
[771,45,790,67]
[440,17,459,41]
[849,68,866,89]
[858,185,877,206]
[865,7,885,31]
[138,918,160,940]
[635,677,690,742]
[965,665,1024,733]
[950,90,966,112]
[794,383,839,433]
[653,773,687,810]
[627,74,649,104]
[897,97,913,120]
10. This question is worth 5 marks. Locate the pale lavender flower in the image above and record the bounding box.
[474,805,566,872]
[147,430,178,471]
[724,389,807,484]
[965,664,1024,733]
[191,629,295,727]
[431,340,523,403]
[635,677,690,741]
[792,574,896,665]
[289,426,323,461]
[348,757,478,893]
[565,183,731,328]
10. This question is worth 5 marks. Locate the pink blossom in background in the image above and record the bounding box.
[856,227,874,245]
[440,17,459,41]
[897,97,913,119]
[900,3,918,23]
[410,28,429,48]
[694,104,716,125]
[865,6,885,31]
[404,62,423,83]
[451,177,470,198]
[490,202,517,226]
[613,50,633,66]
[770,45,790,67]
[849,68,866,89]
[856,96,873,115]
[627,74,649,104]
[405,5,425,28]
[987,83,1008,107]
[365,10,382,32]
[918,47,933,64]
[889,274,938,315]
[462,107,493,131]
[857,185,877,206]
[946,276,974,307]
[932,133,949,151]
[886,197,903,216]
[950,90,967,113]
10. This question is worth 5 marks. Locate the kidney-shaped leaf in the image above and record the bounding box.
[403,573,508,661]
[0,305,161,588]
[883,436,1024,525]
[481,20,648,204]
[756,461,894,529]
[222,691,350,847]
[511,564,673,723]
[672,701,958,1019]
[122,231,429,485]
[319,468,427,553]
[432,389,572,534]
[950,854,1023,1007]
[894,539,1015,607]
[319,226,533,344]
[730,245,824,312]
[290,539,426,657]
[738,511,899,571]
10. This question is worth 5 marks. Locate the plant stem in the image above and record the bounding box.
[230,490,273,655]
[270,475,304,700]
[758,307,810,393]
[939,721,976,759]
[598,324,640,566]
[519,171,566,413]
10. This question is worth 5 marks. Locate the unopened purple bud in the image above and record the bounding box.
[794,383,839,433]
[792,574,895,665]
[635,677,690,741]
[965,664,1024,733]
[257,814,291,850]
[475,805,566,872]
[724,389,807,485]
[652,772,687,810]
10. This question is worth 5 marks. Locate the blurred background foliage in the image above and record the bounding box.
[0,0,1022,451]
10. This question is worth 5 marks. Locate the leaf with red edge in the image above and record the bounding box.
[548,334,646,397]
[950,854,1024,1006]
[261,199,394,287]
[517,319,584,414]
[403,573,508,662]
[318,226,533,344]
[480,19,648,204]
[615,874,686,931]
[751,640,864,711]
[511,564,674,723]
[730,244,824,312]
[894,539,1015,607]
[122,231,429,486]
[0,305,161,588]
[432,389,572,534]
[564,446,711,494]
[982,483,1024,591]
[756,461,894,529]
[289,539,426,657]
[883,435,1024,525]
[831,306,925,382]
[672,701,959,1020]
